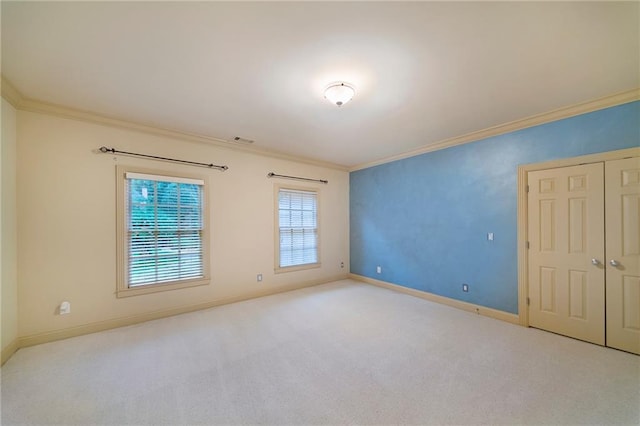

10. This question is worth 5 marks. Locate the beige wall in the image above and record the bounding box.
[2,98,19,353]
[17,110,349,338]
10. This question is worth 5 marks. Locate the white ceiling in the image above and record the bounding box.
[2,1,638,168]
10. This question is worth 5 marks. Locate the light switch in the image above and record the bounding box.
[488,232,494,241]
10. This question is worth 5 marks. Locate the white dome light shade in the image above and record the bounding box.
[324,82,355,107]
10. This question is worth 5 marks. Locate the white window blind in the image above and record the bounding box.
[278,188,318,268]
[125,174,204,287]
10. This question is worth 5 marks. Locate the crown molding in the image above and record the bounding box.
[1,76,24,108]
[0,76,348,172]
[18,98,349,171]
[349,88,640,172]
[3,74,636,174]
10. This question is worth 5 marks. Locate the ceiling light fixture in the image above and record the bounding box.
[324,82,355,107]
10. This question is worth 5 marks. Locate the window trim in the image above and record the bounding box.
[274,184,321,274]
[116,165,211,297]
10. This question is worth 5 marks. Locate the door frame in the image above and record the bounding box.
[517,147,640,326]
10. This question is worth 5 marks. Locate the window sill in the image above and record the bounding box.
[116,277,210,298]
[274,262,321,274]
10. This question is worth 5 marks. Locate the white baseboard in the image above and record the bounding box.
[14,274,349,354]
[1,339,19,366]
[349,273,520,325]
[4,273,517,365]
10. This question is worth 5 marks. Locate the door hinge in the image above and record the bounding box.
[526,241,530,249]
[526,185,530,193]
[527,297,530,306]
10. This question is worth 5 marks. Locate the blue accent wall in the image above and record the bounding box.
[350,101,640,314]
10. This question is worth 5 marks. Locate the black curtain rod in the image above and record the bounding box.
[267,172,328,184]
[99,146,228,171]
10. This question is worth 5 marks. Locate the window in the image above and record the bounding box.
[276,186,320,272]
[116,166,209,297]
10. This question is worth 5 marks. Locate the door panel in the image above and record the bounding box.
[568,269,586,319]
[605,157,640,355]
[528,163,605,345]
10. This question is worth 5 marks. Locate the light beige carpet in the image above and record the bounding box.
[1,280,639,425]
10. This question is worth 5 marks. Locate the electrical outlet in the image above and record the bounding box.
[488,232,494,241]
[340,262,344,269]
[462,284,469,292]
[257,274,263,282]
[59,301,71,315]
[376,266,382,274]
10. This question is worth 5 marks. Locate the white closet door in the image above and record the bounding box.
[528,163,605,345]
[605,157,640,355]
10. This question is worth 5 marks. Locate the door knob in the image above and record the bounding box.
[610,259,620,267]
[591,258,600,266]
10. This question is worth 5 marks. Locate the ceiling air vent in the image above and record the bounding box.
[231,136,255,144]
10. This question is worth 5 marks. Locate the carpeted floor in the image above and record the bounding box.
[1,279,639,425]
